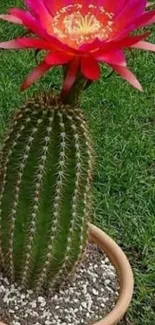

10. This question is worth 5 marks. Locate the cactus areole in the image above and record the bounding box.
[0,0,155,292]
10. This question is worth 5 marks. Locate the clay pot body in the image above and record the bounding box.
[89,224,134,325]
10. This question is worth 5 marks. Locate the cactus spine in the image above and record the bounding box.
[0,93,94,292]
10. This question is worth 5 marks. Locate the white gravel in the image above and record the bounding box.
[0,244,119,325]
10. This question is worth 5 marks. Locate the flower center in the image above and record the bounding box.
[50,4,113,48]
[64,12,101,36]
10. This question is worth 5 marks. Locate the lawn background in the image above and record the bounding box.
[0,1,155,324]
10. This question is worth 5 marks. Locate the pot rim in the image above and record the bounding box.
[89,223,134,325]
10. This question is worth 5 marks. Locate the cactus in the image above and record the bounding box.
[0,93,93,292]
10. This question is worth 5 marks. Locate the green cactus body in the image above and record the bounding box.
[0,93,93,292]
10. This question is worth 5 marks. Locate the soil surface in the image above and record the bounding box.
[0,244,119,325]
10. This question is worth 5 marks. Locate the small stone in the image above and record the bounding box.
[41,301,46,307]
[21,301,27,306]
[92,288,98,296]
[104,279,111,286]
[10,284,16,290]
[32,311,39,317]
[3,277,9,285]
[108,272,116,280]
[38,296,46,306]
[81,302,87,309]
[21,293,26,299]
[105,257,109,263]
[82,284,87,294]
[107,286,114,293]
[9,309,15,314]
[0,285,5,292]
[30,300,37,308]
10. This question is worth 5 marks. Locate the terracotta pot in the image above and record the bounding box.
[0,224,134,325]
[89,223,134,325]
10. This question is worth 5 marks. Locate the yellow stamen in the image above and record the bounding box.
[49,4,113,48]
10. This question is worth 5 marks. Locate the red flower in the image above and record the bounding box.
[0,0,155,92]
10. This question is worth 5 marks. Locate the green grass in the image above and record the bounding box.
[0,1,155,324]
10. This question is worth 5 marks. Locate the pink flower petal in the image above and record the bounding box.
[12,8,78,54]
[0,37,54,50]
[132,40,155,51]
[66,0,89,13]
[24,0,36,12]
[45,51,73,65]
[79,38,103,52]
[8,8,65,50]
[0,39,22,49]
[44,0,64,15]
[93,32,149,56]
[94,49,126,67]
[21,61,51,91]
[9,9,46,37]
[16,37,54,50]
[100,32,150,52]
[146,15,155,24]
[62,57,80,94]
[2,8,77,54]
[81,56,100,80]
[24,0,52,29]
[102,0,125,16]
[46,0,89,15]
[114,0,147,30]
[117,32,150,47]
[0,14,22,24]
[134,10,155,27]
[111,65,143,91]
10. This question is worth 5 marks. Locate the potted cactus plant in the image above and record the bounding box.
[0,0,155,324]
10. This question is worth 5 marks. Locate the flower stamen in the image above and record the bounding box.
[49,4,113,48]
